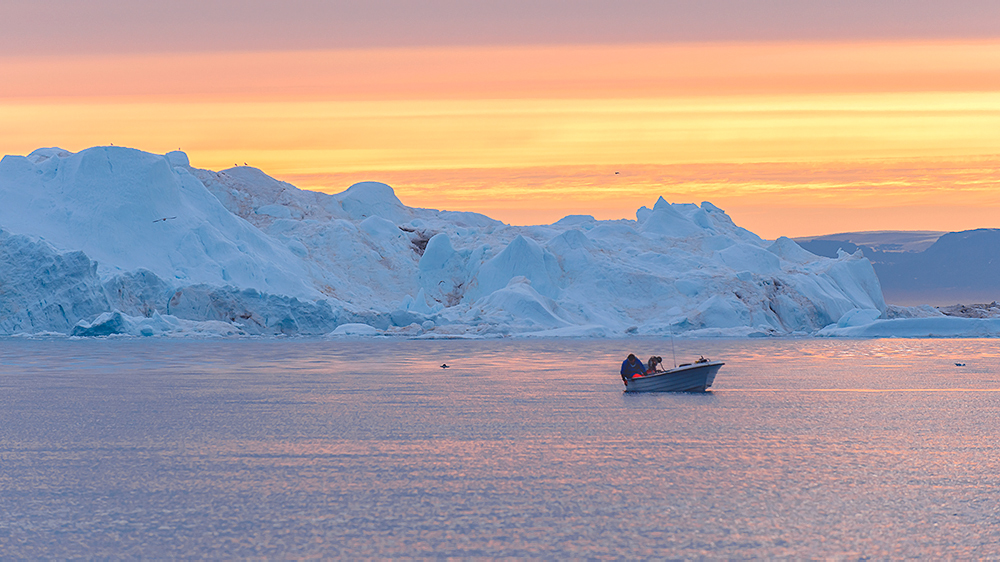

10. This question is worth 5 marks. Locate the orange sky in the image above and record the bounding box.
[2,40,999,237]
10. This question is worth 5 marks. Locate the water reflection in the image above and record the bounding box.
[1,337,1000,558]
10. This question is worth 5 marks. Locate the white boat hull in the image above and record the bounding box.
[624,361,724,393]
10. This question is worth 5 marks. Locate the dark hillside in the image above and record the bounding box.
[797,229,1000,306]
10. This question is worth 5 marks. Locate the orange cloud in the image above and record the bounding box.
[2,40,999,236]
[4,40,1000,101]
[4,93,997,170]
[282,158,1000,237]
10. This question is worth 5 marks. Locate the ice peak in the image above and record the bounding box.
[165,151,190,167]
[27,147,73,164]
[552,215,595,227]
[339,181,402,205]
[467,234,559,302]
[640,204,699,237]
[768,236,819,263]
[336,181,407,222]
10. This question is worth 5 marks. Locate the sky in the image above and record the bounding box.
[2,0,1000,238]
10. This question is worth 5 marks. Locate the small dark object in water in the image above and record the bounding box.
[956,363,966,366]
[441,364,450,369]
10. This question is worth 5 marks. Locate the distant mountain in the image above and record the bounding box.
[797,230,1000,306]
[795,230,946,253]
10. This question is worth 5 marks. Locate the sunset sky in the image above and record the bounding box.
[2,0,999,238]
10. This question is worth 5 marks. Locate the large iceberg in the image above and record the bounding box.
[0,145,913,337]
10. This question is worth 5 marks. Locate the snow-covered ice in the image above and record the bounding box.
[0,145,989,337]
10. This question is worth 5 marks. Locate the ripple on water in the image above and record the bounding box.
[1,337,1000,558]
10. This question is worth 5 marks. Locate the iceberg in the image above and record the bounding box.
[818,316,1000,338]
[69,310,246,337]
[0,147,317,299]
[1,145,964,338]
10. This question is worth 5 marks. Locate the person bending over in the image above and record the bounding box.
[620,353,646,384]
[646,356,664,374]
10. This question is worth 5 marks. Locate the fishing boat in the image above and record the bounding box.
[623,358,724,393]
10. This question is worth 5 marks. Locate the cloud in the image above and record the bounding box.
[2,0,999,55]
[281,157,1000,237]
[5,41,1000,101]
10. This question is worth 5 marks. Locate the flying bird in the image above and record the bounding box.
[441,363,450,369]
[153,216,177,223]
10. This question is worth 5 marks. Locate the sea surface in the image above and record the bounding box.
[2,337,1000,558]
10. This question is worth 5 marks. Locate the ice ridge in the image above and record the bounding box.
[0,146,915,338]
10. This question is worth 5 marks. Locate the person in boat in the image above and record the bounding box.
[646,356,664,374]
[621,353,646,383]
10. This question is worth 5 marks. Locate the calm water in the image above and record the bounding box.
[2,337,1000,558]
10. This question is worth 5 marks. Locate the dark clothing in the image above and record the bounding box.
[621,358,646,381]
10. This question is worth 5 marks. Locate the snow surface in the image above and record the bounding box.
[0,145,988,338]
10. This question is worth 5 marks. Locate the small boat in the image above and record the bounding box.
[624,358,724,393]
